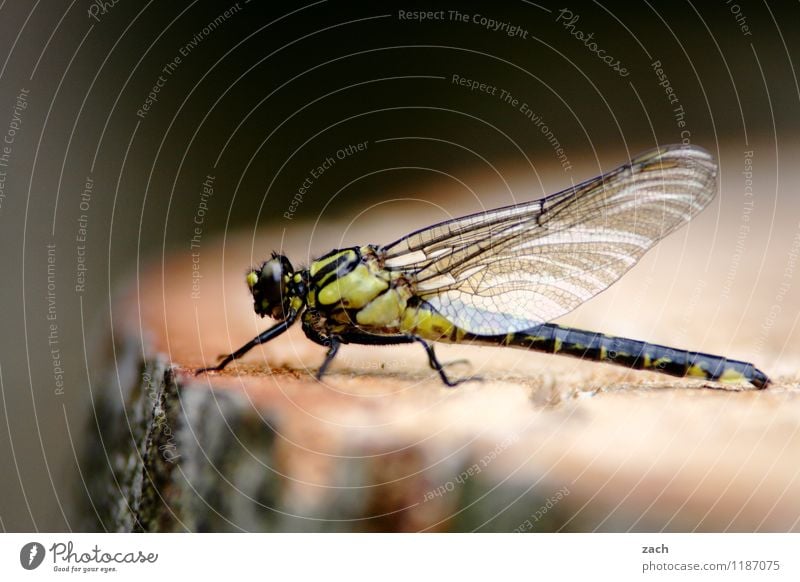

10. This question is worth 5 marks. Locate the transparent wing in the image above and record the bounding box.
[381,145,717,335]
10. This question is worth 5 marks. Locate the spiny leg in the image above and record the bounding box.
[315,338,341,381]
[414,338,481,387]
[195,317,294,374]
[303,322,478,387]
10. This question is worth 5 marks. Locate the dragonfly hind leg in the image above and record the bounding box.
[302,316,478,386]
[413,338,482,387]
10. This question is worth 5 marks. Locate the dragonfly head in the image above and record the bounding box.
[246,253,297,320]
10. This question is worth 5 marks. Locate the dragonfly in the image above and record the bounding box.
[197,145,769,389]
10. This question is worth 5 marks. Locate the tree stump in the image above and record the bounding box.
[82,222,800,532]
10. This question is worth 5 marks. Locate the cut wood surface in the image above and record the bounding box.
[86,213,800,532]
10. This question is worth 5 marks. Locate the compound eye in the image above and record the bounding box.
[248,256,293,319]
[261,260,286,303]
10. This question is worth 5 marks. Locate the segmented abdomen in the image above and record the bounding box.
[468,323,769,389]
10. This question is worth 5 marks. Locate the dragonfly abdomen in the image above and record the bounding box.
[470,324,769,388]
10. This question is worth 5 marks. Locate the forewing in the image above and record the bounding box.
[381,145,717,335]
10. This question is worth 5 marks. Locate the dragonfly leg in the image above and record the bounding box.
[440,357,471,368]
[301,315,478,387]
[315,338,341,381]
[195,315,296,374]
[414,338,481,387]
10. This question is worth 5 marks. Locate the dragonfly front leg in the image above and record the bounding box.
[196,312,297,374]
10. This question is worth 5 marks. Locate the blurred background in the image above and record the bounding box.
[0,0,798,531]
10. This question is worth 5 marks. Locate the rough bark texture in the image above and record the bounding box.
[80,225,800,532]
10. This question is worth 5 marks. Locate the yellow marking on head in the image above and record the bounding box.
[554,337,563,353]
[318,264,388,308]
[642,353,652,369]
[290,296,304,312]
[246,271,259,288]
[600,345,607,360]
[686,364,708,378]
[356,289,406,327]
[719,368,746,383]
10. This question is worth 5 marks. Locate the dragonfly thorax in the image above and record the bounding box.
[246,253,306,319]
